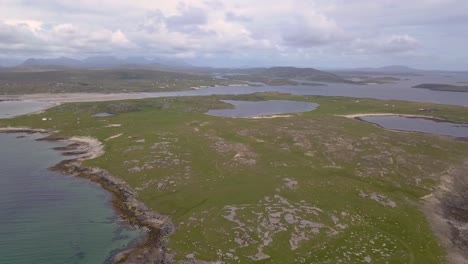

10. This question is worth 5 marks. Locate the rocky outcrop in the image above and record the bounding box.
[422,161,468,264]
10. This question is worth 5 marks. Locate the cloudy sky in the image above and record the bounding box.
[1,0,467,69]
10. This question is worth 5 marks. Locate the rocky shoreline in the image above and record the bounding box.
[0,127,176,263]
[422,161,468,264]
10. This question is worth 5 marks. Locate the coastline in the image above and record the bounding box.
[421,162,468,264]
[0,93,148,105]
[337,113,447,121]
[246,114,292,119]
[0,127,176,263]
[221,114,293,119]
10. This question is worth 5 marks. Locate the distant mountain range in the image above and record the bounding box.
[16,56,192,69]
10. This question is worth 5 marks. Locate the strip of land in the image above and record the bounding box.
[413,83,468,92]
[338,113,443,120]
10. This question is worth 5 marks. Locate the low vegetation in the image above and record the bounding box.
[228,67,349,83]
[221,75,324,86]
[0,68,232,94]
[2,94,468,263]
[222,67,400,85]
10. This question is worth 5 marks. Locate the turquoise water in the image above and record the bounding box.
[0,133,143,264]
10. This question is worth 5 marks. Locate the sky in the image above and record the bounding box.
[0,0,467,70]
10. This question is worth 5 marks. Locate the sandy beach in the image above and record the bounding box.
[337,113,444,120]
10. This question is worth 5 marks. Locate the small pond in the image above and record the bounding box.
[360,115,468,138]
[93,112,114,117]
[205,100,319,117]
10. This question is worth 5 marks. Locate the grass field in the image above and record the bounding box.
[2,94,468,263]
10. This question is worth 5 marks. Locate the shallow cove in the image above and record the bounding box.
[0,133,143,264]
[205,100,319,117]
[359,115,468,138]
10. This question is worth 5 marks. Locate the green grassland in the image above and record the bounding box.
[2,94,468,263]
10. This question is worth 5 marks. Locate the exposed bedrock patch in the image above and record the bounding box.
[220,195,346,260]
[210,136,257,166]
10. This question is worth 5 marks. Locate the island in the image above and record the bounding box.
[413,83,468,92]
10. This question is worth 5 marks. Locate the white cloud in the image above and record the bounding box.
[111,30,132,47]
[280,11,347,47]
[4,19,43,32]
[0,20,136,56]
[348,34,421,55]
[377,35,420,53]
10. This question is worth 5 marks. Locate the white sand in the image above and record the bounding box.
[105,124,122,128]
[245,114,293,119]
[69,136,105,160]
[105,133,123,141]
[1,93,146,103]
[337,113,441,120]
